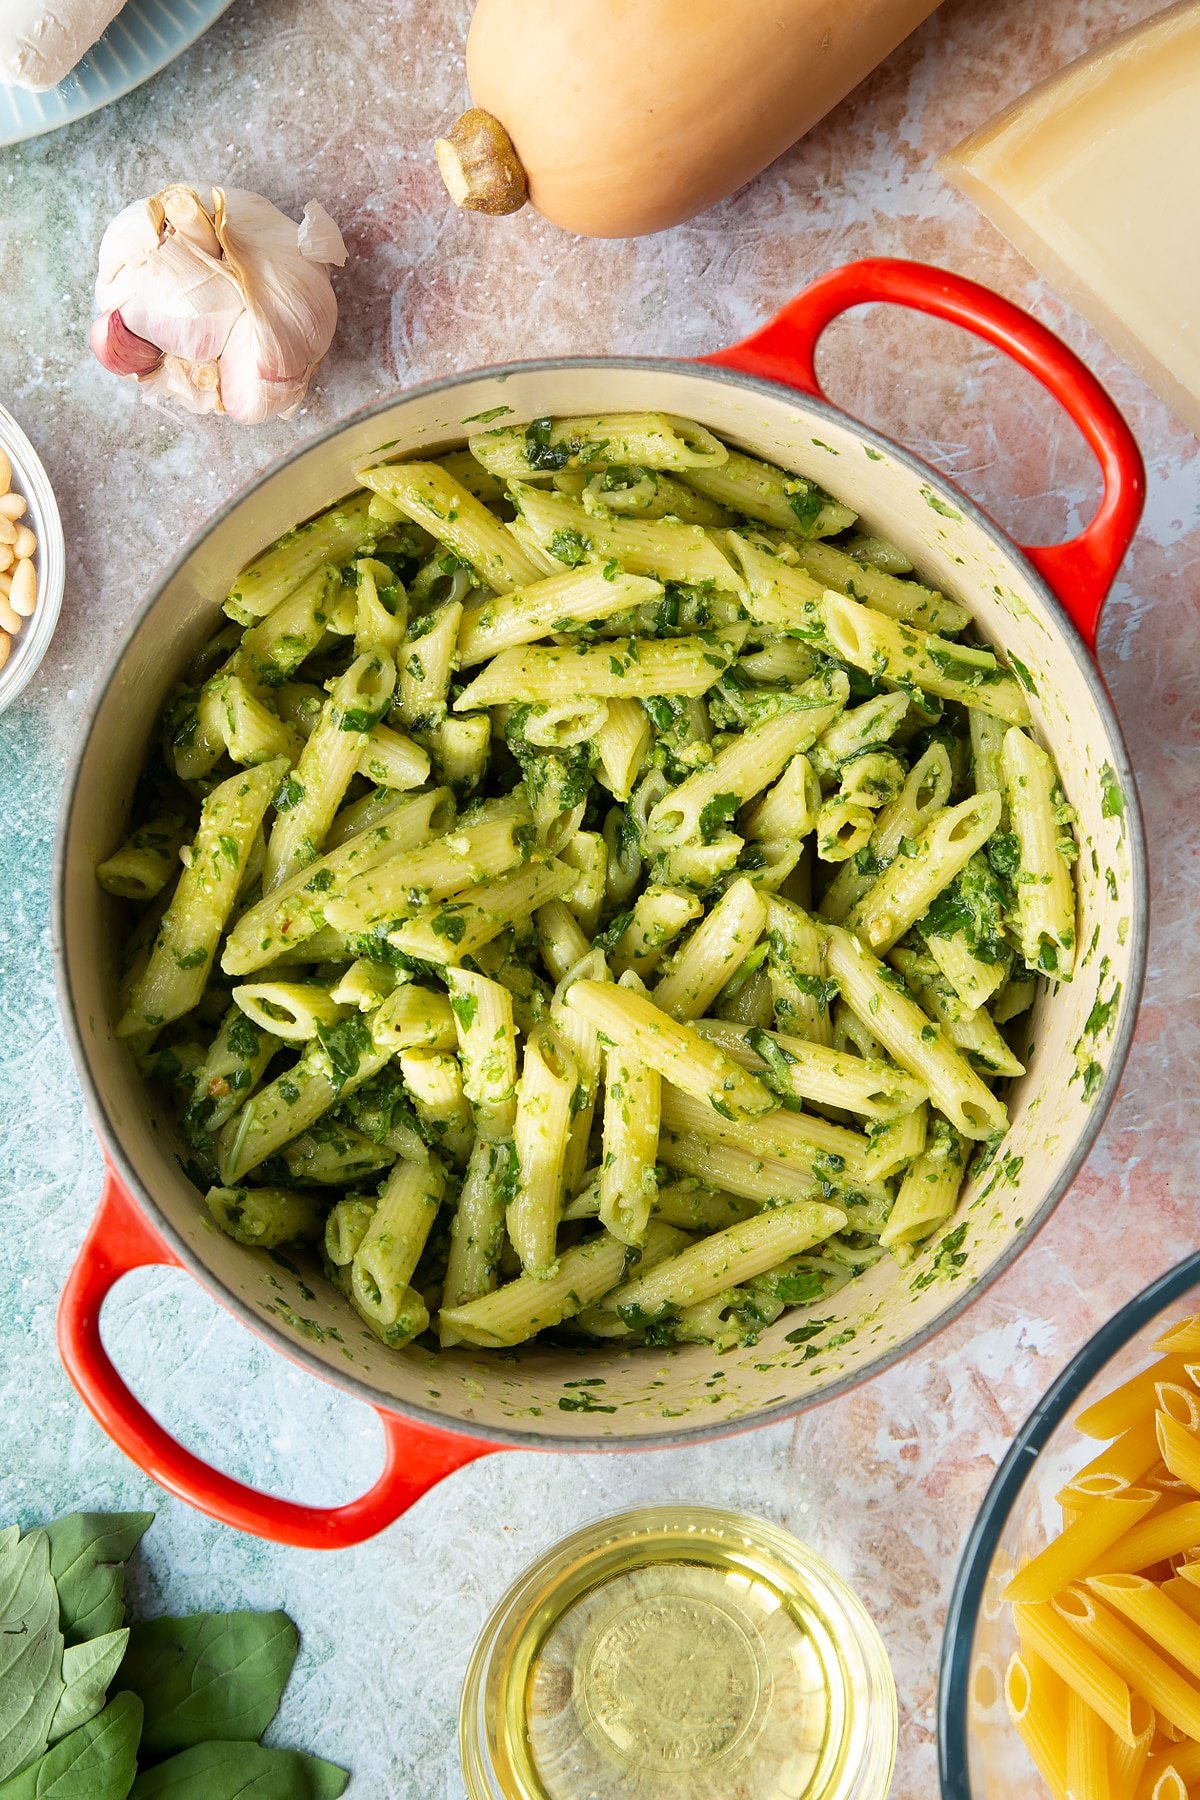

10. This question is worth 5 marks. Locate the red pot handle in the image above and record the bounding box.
[57,1166,494,1548]
[701,257,1145,653]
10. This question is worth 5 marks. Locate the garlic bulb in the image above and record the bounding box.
[90,184,348,425]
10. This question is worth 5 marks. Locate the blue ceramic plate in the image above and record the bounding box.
[0,0,235,147]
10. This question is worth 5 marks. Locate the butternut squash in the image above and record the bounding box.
[436,0,943,238]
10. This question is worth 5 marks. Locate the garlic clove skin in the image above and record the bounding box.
[95,196,167,302]
[211,188,347,423]
[297,200,349,266]
[89,309,163,377]
[217,311,311,425]
[116,233,245,367]
[144,354,225,416]
[95,189,245,367]
[158,183,222,259]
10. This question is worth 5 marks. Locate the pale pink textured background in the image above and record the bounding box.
[0,1,1197,1794]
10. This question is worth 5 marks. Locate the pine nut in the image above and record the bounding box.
[0,451,10,494]
[0,519,15,547]
[12,524,35,561]
[0,494,24,520]
[0,546,11,575]
[0,632,10,672]
[0,596,20,634]
[10,558,36,616]
[0,572,10,597]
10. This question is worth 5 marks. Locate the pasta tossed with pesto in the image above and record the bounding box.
[98,412,1079,1355]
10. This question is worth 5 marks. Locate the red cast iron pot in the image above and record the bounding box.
[53,260,1148,1547]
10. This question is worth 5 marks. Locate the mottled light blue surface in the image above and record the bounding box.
[1,0,1196,1795]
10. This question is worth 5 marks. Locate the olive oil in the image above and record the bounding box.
[460,1507,896,1800]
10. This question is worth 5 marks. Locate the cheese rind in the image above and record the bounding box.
[0,0,126,91]
[941,2,1200,438]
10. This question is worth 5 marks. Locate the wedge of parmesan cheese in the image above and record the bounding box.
[941,3,1200,439]
[0,0,126,91]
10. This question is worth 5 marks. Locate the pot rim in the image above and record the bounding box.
[52,354,1150,1453]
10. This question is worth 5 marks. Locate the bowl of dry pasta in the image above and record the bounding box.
[940,1256,1200,1799]
[53,259,1148,1547]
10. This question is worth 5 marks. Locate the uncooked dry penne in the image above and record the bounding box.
[998,1313,1200,1796]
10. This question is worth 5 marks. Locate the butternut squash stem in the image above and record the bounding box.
[435,108,529,216]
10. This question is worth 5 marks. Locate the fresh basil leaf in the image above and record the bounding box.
[121,1612,298,1756]
[129,1740,348,1799]
[46,1515,153,1647]
[0,1692,141,1800]
[0,1530,63,1781]
[48,1630,129,1746]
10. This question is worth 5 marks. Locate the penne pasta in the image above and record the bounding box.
[684,451,856,537]
[651,878,767,1021]
[580,1199,847,1333]
[1013,1601,1137,1744]
[103,407,1078,1361]
[845,792,1002,953]
[1054,1586,1200,1743]
[598,1045,661,1247]
[823,589,1033,725]
[691,1018,928,1120]
[469,412,728,480]
[1002,725,1078,981]
[824,925,1008,1139]
[1005,1489,1160,1603]
[594,695,653,802]
[263,652,396,893]
[565,978,775,1121]
[226,490,375,622]
[1087,1576,1200,1686]
[646,676,848,849]
[1005,1651,1069,1800]
[440,1221,687,1349]
[357,460,543,592]
[1075,1356,1194,1439]
[455,632,743,710]
[514,482,741,589]
[1066,1683,1111,1800]
[506,1022,578,1276]
[118,758,288,1038]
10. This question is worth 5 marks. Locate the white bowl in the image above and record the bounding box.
[0,401,65,712]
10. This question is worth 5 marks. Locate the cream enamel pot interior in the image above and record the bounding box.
[54,261,1148,1548]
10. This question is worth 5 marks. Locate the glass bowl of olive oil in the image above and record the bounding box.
[460,1505,897,1800]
